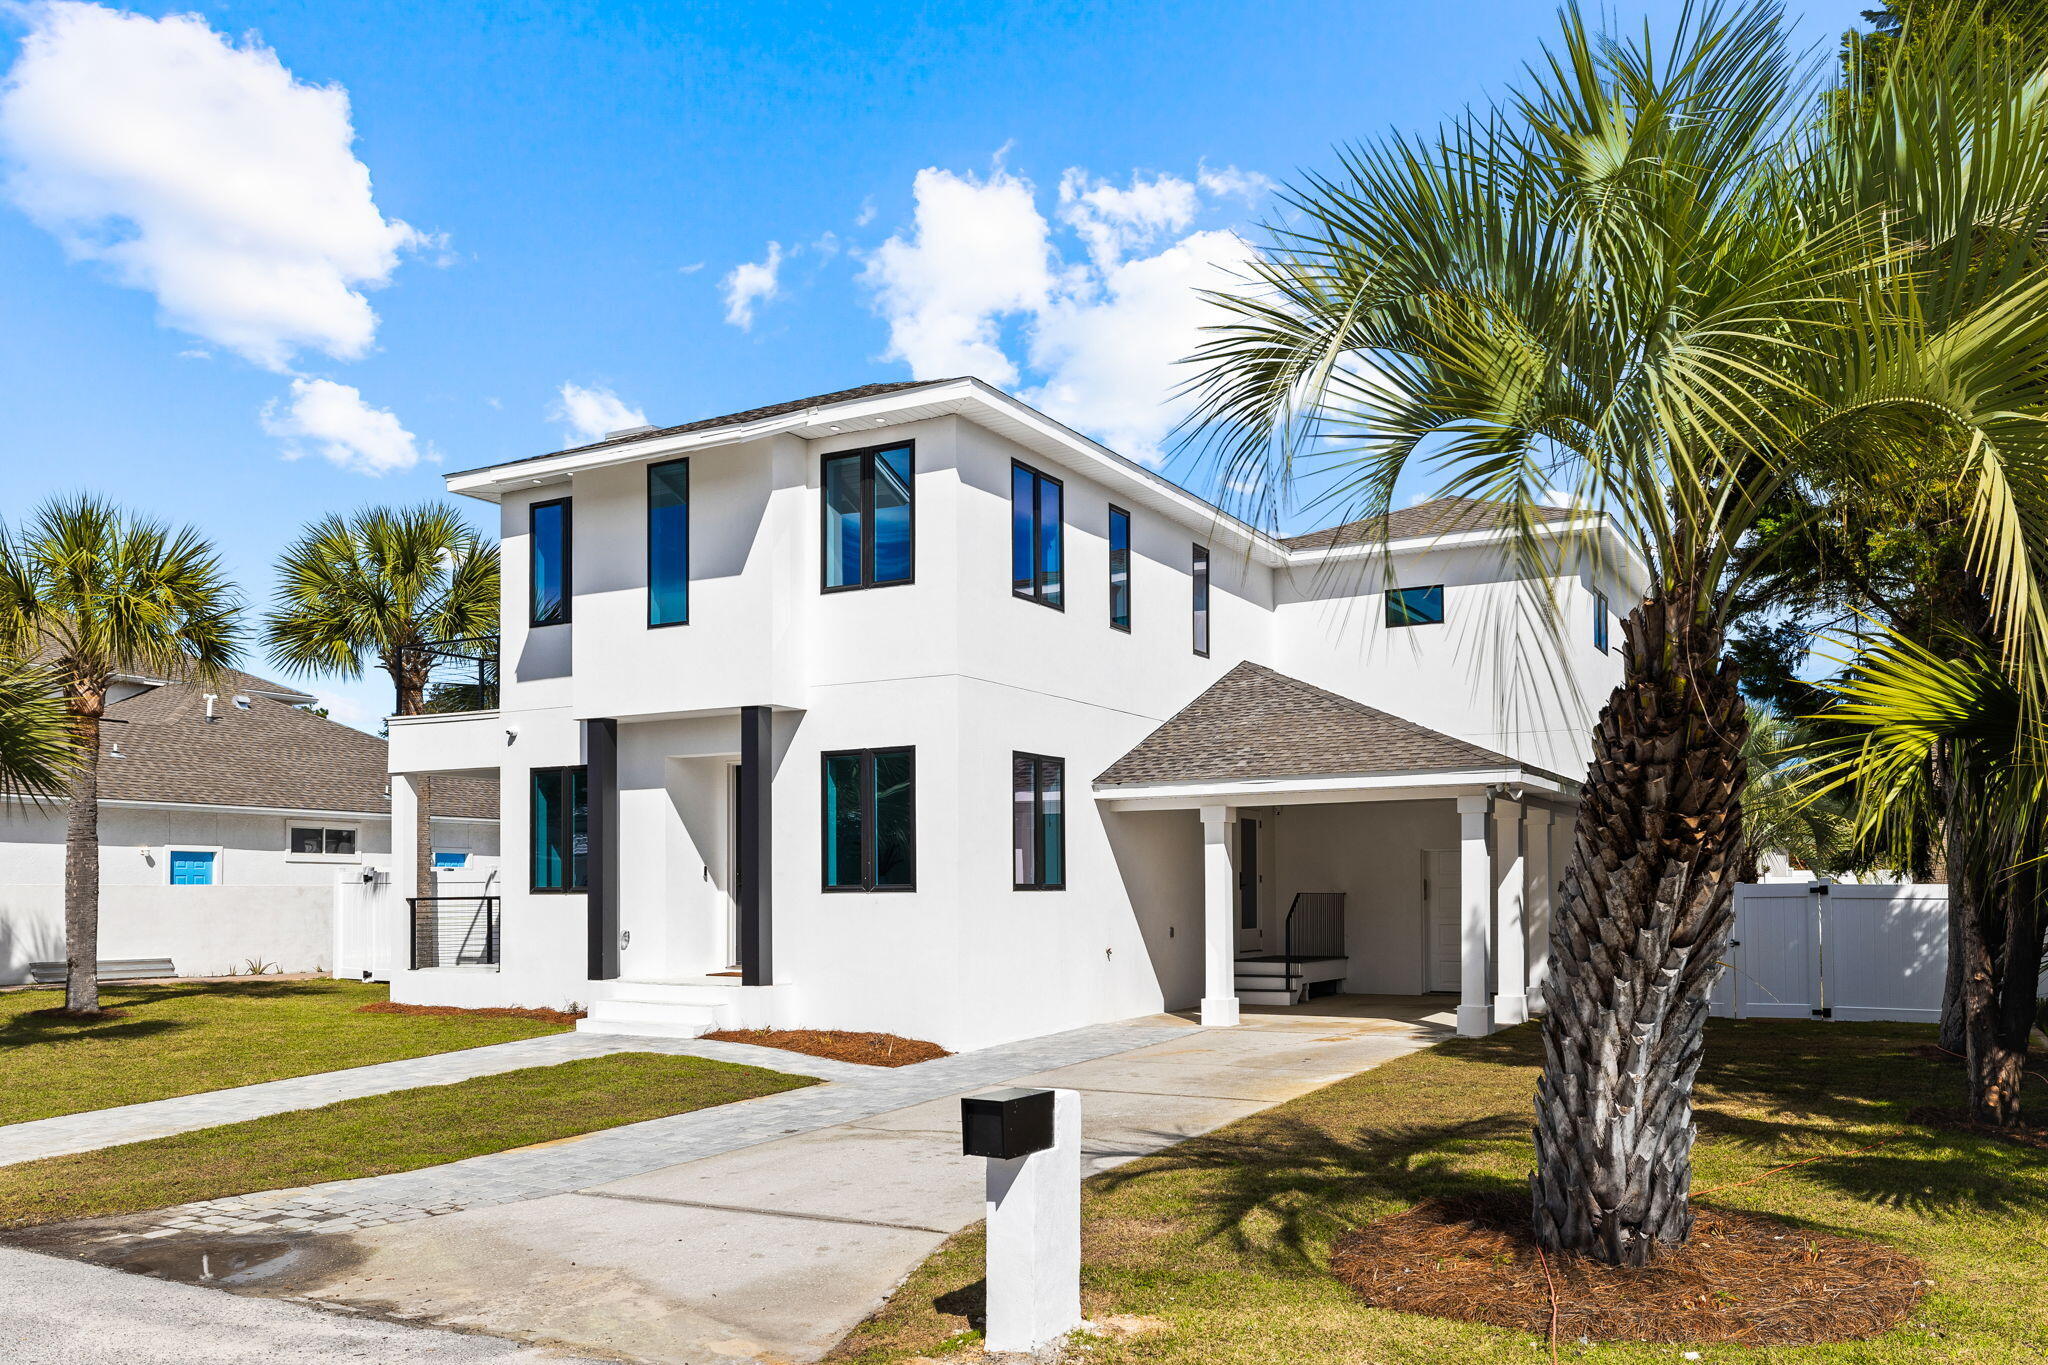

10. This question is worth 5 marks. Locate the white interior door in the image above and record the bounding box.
[1425,849,1461,992]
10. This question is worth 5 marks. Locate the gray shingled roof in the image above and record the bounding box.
[1283,497,1575,552]
[448,379,960,477]
[1096,662,1518,788]
[98,680,495,819]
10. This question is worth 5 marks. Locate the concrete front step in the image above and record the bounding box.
[1235,987,1300,1006]
[576,997,725,1039]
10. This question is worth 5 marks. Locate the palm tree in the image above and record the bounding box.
[0,497,241,1015]
[263,506,498,899]
[1183,3,2048,1259]
[0,657,78,798]
[1740,707,1859,881]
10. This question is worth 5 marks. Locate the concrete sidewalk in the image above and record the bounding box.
[12,1003,1450,1364]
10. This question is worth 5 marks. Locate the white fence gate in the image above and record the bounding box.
[1712,883,1948,1024]
[332,870,396,983]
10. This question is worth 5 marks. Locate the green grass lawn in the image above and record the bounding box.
[0,1051,815,1227]
[834,1021,2048,1365]
[0,979,571,1126]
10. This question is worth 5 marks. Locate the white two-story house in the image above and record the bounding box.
[383,377,1642,1050]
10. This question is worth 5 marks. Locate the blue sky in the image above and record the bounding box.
[0,0,1868,727]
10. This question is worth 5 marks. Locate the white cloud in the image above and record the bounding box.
[1196,163,1274,203]
[550,382,648,445]
[678,260,705,274]
[261,377,424,475]
[862,160,1264,463]
[862,166,1055,385]
[0,2,425,370]
[721,240,784,330]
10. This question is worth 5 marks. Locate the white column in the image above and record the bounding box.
[1455,793,1493,1037]
[1525,806,1555,1008]
[983,1089,1082,1354]
[391,772,422,979]
[1493,799,1528,1026]
[1200,805,1239,1027]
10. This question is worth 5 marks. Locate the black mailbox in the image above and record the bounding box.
[961,1087,1055,1159]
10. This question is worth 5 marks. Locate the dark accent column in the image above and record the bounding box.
[584,717,619,981]
[737,705,774,986]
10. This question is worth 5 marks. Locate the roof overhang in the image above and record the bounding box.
[1093,764,1578,812]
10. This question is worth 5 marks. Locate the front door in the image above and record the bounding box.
[1236,817,1261,950]
[1425,849,1461,992]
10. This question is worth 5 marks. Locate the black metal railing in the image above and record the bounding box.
[410,895,501,969]
[402,636,499,713]
[1283,891,1347,968]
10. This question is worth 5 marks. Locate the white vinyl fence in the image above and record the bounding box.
[1712,882,1948,1024]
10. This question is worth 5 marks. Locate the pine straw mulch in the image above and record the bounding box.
[702,1028,950,1067]
[1330,1192,1926,1346]
[353,1000,585,1025]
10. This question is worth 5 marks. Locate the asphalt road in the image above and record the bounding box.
[0,1245,603,1363]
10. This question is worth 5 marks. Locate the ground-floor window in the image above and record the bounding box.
[289,825,357,856]
[433,850,470,870]
[821,747,916,891]
[530,766,588,892]
[1012,752,1065,890]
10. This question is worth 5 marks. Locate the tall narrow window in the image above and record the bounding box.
[530,497,571,626]
[647,459,689,626]
[530,766,588,891]
[822,443,914,590]
[1593,589,1610,653]
[1107,506,1131,631]
[1012,753,1065,890]
[1386,584,1445,628]
[1011,462,1064,608]
[821,747,916,890]
[1191,544,1210,656]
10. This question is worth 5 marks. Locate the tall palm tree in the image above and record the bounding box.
[0,497,241,1015]
[263,506,498,899]
[1184,3,2048,1259]
[0,657,78,798]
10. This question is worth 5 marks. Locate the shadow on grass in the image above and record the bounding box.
[0,979,366,1050]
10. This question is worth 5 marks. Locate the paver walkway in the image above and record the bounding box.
[0,1032,869,1168]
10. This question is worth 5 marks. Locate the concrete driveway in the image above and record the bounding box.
[12,1002,1449,1364]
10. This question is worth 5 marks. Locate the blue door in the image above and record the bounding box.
[168,849,216,885]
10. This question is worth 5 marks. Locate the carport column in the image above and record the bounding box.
[1455,793,1494,1037]
[1525,806,1555,1006]
[391,772,422,974]
[1200,804,1240,1027]
[1493,799,1527,1026]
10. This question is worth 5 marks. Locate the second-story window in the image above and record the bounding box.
[1593,589,1611,653]
[1011,462,1064,608]
[1191,544,1210,656]
[648,458,689,627]
[1387,584,1445,628]
[822,443,914,591]
[1108,506,1131,631]
[530,497,571,627]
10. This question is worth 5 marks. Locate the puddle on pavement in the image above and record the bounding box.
[7,1224,363,1294]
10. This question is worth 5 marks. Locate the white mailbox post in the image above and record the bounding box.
[961,1086,1082,1354]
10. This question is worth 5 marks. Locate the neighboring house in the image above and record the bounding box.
[0,668,499,984]
[387,376,1643,1049]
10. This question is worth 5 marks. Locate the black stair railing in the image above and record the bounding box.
[410,895,501,969]
[1281,891,1347,994]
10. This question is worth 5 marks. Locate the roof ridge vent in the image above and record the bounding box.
[605,424,659,440]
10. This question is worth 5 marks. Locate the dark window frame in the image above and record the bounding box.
[1107,505,1132,632]
[1012,751,1067,891]
[529,764,589,893]
[819,745,918,892]
[1011,461,1066,611]
[1593,588,1610,654]
[647,457,690,628]
[1191,544,1210,657]
[1386,584,1445,629]
[288,825,358,856]
[820,441,916,593]
[528,496,573,628]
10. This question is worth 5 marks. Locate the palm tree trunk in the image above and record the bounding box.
[416,775,434,905]
[62,712,102,1015]
[1531,591,1747,1266]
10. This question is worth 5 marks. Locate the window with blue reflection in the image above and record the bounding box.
[530,498,571,626]
[1192,544,1210,656]
[1594,589,1611,653]
[531,766,588,891]
[1012,463,1064,608]
[1108,506,1131,631]
[822,444,912,590]
[647,459,689,626]
[1012,752,1065,890]
[1387,584,1445,628]
[823,747,915,890]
